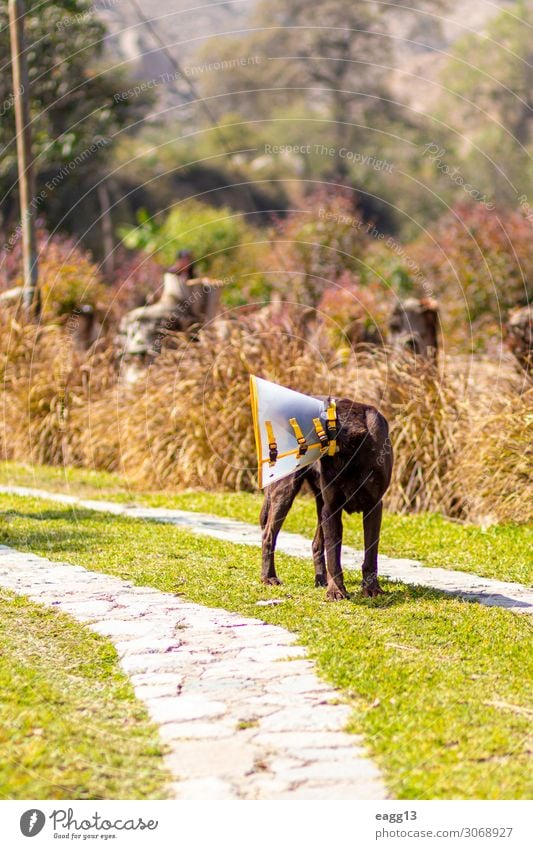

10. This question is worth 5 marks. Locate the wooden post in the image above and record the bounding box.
[8,0,39,316]
[97,179,115,276]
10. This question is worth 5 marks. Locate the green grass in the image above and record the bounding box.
[1,461,531,586]
[0,589,170,800]
[1,492,532,800]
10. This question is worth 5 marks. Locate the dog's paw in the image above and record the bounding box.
[262,576,282,586]
[361,582,384,598]
[326,584,349,601]
[314,574,327,588]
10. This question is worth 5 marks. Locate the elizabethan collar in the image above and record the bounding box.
[249,375,338,488]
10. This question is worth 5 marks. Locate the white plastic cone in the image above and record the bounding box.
[250,375,336,488]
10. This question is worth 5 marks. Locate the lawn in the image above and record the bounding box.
[1,461,531,586]
[0,589,170,799]
[1,491,532,800]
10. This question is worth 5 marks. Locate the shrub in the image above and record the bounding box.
[119,203,246,269]
[268,189,369,304]
[317,272,389,350]
[0,226,107,320]
[118,202,271,306]
[409,202,533,348]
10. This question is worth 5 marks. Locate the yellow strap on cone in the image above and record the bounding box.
[313,417,329,451]
[326,400,337,456]
[289,417,308,456]
[264,420,278,466]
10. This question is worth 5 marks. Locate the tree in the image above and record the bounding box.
[410,201,533,347]
[195,0,404,177]
[0,0,153,236]
[433,1,532,204]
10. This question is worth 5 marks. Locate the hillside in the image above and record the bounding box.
[96,0,513,114]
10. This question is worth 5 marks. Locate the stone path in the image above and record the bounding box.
[2,486,532,615]
[0,544,386,800]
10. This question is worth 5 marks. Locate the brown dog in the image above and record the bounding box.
[259,398,393,600]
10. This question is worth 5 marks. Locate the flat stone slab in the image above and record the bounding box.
[2,485,531,614]
[0,544,386,800]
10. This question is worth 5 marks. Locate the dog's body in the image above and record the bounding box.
[260,398,393,599]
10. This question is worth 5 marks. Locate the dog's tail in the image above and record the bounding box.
[365,406,389,445]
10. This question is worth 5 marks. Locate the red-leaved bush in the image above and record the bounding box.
[409,202,533,348]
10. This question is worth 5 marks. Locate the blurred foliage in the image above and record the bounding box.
[0,225,107,320]
[119,204,245,267]
[317,272,388,349]
[189,0,453,232]
[0,0,154,230]
[0,224,163,324]
[267,190,370,304]
[1,0,530,358]
[197,0,406,147]
[434,1,532,206]
[410,202,533,347]
[105,249,163,316]
[119,201,272,306]
[119,192,378,309]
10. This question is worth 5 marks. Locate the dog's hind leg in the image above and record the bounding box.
[361,500,384,597]
[311,499,327,587]
[318,485,349,601]
[261,472,305,586]
[306,469,327,587]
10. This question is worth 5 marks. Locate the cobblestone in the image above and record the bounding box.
[0,543,386,800]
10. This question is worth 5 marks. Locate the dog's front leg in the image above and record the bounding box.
[361,501,384,597]
[260,492,282,586]
[260,474,305,586]
[322,500,349,600]
[311,489,327,587]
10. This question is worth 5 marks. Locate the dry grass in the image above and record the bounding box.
[337,350,463,515]
[0,312,115,468]
[451,386,533,525]
[118,311,337,491]
[1,311,531,525]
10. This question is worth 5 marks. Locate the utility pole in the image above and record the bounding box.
[8,0,39,317]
